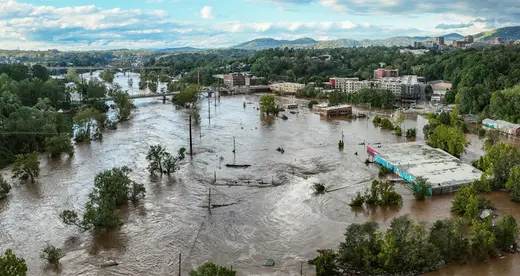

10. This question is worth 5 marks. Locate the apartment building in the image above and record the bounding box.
[329,75,424,106]
[374,69,399,79]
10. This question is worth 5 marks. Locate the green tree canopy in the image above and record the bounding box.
[0,175,12,199]
[60,166,145,231]
[427,125,468,158]
[259,94,278,115]
[44,133,74,158]
[12,152,40,183]
[0,249,27,276]
[189,262,236,276]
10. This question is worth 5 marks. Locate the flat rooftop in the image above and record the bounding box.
[369,142,482,189]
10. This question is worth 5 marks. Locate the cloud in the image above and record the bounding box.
[200,6,213,19]
[261,0,520,23]
[435,23,474,30]
[0,0,516,50]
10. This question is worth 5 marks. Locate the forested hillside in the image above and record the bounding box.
[149,45,520,123]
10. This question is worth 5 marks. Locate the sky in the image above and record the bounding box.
[0,0,519,50]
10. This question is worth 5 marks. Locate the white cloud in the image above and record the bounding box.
[200,6,213,19]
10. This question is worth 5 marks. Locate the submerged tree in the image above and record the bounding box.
[260,94,278,115]
[349,192,365,207]
[494,214,519,251]
[312,249,340,276]
[11,152,40,183]
[44,133,74,158]
[413,176,432,200]
[0,175,12,199]
[40,244,66,264]
[506,165,520,202]
[73,107,104,143]
[189,262,236,276]
[313,183,326,194]
[60,166,145,231]
[113,91,134,121]
[0,249,27,276]
[173,84,199,107]
[146,145,186,175]
[406,128,417,138]
[99,69,116,83]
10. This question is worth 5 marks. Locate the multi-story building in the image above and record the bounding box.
[223,73,246,87]
[374,69,399,79]
[464,35,474,43]
[270,82,305,94]
[330,77,360,92]
[452,40,470,48]
[329,75,424,106]
[435,36,445,46]
[414,41,438,49]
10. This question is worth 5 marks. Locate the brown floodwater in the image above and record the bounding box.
[2,75,520,275]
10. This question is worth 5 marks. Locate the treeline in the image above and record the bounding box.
[0,49,151,67]
[0,65,72,167]
[416,45,520,121]
[0,64,135,167]
[310,214,518,276]
[147,45,520,123]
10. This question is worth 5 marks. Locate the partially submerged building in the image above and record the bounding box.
[482,118,520,136]
[312,104,353,117]
[367,142,482,195]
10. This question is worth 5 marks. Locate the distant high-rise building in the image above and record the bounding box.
[435,36,445,46]
[464,35,474,43]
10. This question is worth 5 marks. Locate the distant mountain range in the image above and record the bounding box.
[154,47,204,53]
[230,26,520,50]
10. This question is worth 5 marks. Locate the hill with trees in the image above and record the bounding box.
[231,26,520,50]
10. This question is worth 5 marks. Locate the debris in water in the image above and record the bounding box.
[263,259,275,267]
[100,261,119,268]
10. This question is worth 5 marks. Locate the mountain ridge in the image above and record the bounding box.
[231,26,519,50]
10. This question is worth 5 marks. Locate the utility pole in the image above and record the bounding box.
[189,113,193,158]
[208,188,212,213]
[233,136,236,164]
[178,253,181,276]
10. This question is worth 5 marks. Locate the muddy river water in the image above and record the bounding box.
[2,73,520,275]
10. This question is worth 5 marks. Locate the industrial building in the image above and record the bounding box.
[367,142,482,195]
[482,118,520,136]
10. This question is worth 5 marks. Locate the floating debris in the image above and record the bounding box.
[276,147,285,154]
[263,259,275,267]
[225,164,251,168]
[100,261,119,268]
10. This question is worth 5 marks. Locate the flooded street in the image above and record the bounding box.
[2,73,520,275]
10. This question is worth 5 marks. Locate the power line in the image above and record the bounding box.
[0,131,59,135]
